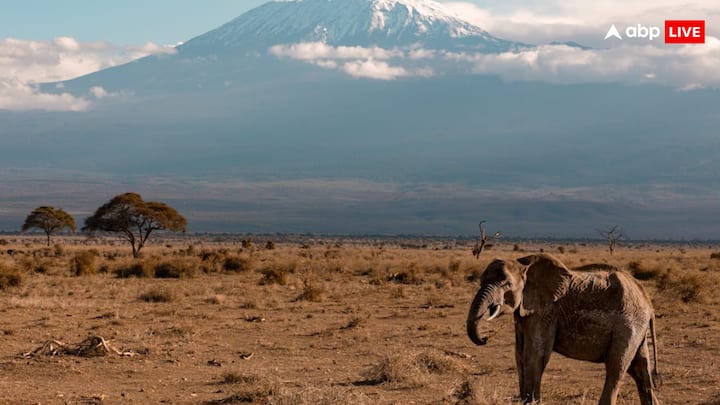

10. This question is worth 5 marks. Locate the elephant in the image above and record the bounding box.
[466,254,659,405]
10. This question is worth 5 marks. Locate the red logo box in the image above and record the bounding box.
[665,20,705,44]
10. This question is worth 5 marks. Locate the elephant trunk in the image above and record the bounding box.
[467,285,498,346]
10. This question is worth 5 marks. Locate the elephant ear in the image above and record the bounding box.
[516,254,572,317]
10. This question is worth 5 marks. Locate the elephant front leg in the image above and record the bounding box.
[515,323,524,398]
[519,319,556,404]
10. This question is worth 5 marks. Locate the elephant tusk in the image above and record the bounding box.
[487,304,501,321]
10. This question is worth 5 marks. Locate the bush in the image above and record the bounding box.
[628,260,662,281]
[465,265,484,283]
[294,280,323,302]
[223,255,254,272]
[70,251,98,276]
[259,267,288,285]
[711,252,720,260]
[0,263,23,289]
[139,288,174,303]
[219,372,259,385]
[387,263,422,285]
[154,260,196,278]
[361,351,458,386]
[53,243,64,256]
[265,241,276,250]
[114,262,154,278]
[656,269,707,303]
[447,260,461,273]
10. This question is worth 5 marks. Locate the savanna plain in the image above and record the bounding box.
[0,236,718,404]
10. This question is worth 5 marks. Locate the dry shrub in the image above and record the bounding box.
[138,288,174,303]
[218,372,260,385]
[70,251,98,276]
[265,241,276,250]
[114,259,195,278]
[294,280,323,302]
[710,252,720,260]
[387,263,423,285]
[361,351,459,386]
[18,256,46,274]
[656,269,708,303]
[259,267,288,285]
[448,259,461,273]
[270,386,370,405]
[114,261,154,278]
[203,374,278,405]
[465,265,484,283]
[0,263,23,289]
[415,351,461,374]
[445,379,478,405]
[154,260,196,278]
[628,260,662,281]
[53,243,65,257]
[199,251,224,273]
[223,255,254,272]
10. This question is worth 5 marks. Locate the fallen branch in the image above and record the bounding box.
[21,336,137,358]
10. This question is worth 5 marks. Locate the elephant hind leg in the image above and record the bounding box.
[628,340,659,405]
[599,339,638,405]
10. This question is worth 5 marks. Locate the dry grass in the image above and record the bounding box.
[222,255,254,272]
[0,262,23,289]
[0,237,717,403]
[138,287,175,303]
[361,351,461,386]
[70,251,98,276]
[294,280,324,302]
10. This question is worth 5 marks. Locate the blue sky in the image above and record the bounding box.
[0,0,716,45]
[0,0,267,44]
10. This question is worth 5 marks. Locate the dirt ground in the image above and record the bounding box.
[0,237,718,404]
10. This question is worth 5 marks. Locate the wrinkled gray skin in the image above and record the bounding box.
[467,254,659,405]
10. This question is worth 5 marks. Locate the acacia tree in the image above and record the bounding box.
[82,193,187,258]
[22,206,77,246]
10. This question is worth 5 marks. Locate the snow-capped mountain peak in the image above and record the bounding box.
[180,0,522,53]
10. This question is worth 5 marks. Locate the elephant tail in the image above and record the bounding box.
[650,314,662,388]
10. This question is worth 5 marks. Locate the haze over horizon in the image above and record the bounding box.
[1,0,719,238]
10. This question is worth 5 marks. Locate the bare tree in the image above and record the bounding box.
[472,221,502,259]
[597,226,625,255]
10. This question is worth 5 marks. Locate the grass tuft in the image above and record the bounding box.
[139,288,175,303]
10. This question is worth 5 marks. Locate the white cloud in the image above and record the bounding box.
[0,79,90,112]
[442,0,720,47]
[0,37,176,111]
[271,42,434,80]
[270,36,720,88]
[343,59,410,80]
[444,37,720,88]
[269,42,401,60]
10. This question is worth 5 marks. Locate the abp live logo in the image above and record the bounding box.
[604,20,705,44]
[665,20,705,44]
